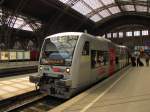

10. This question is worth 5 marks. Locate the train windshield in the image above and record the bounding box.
[40,35,78,66]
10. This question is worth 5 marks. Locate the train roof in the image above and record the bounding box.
[45,32,127,48]
[45,32,84,39]
[96,36,111,42]
[119,45,127,48]
[97,36,128,48]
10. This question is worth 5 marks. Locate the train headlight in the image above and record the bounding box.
[66,68,70,73]
[39,66,43,70]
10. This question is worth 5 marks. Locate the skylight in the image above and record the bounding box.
[101,0,115,5]
[109,6,121,14]
[1,16,41,31]
[90,14,102,22]
[58,0,150,23]
[72,1,91,15]
[136,5,147,12]
[123,5,135,11]
[99,10,110,18]
[83,0,102,9]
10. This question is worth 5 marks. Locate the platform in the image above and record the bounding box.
[0,73,36,101]
[50,65,150,112]
[0,61,38,70]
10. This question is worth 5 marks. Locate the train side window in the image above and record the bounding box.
[97,51,104,66]
[82,41,89,55]
[91,50,108,68]
[97,51,108,66]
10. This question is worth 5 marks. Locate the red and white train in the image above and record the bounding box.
[30,32,130,99]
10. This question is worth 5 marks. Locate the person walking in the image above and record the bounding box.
[136,55,140,67]
[145,54,149,66]
[131,56,136,67]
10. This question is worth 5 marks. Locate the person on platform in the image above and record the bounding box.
[136,55,140,67]
[145,54,150,66]
[131,56,136,67]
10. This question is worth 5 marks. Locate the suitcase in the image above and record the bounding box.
[139,60,144,66]
[132,62,136,66]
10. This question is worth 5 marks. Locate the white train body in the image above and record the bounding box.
[30,32,130,99]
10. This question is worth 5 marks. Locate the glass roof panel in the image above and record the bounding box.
[134,31,140,36]
[83,0,102,9]
[119,32,123,38]
[107,33,112,38]
[8,17,24,27]
[101,0,115,5]
[136,5,147,12]
[6,17,33,31]
[13,23,22,28]
[58,0,68,4]
[123,5,135,11]
[142,30,148,35]
[113,33,117,38]
[72,1,91,15]
[109,6,121,14]
[57,0,149,23]
[99,10,110,18]
[126,31,132,37]
[90,14,102,22]
[22,24,33,31]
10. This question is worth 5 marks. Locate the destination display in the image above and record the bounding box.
[47,59,65,65]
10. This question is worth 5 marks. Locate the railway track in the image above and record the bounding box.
[0,90,65,112]
[11,96,65,112]
[0,66,38,78]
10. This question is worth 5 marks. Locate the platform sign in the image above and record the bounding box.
[17,51,24,60]
[9,51,17,60]
[24,51,30,60]
[0,51,9,61]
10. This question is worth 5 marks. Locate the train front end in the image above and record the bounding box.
[29,34,78,99]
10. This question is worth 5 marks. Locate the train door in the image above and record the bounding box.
[90,40,109,83]
[78,41,91,88]
[116,46,121,70]
[108,48,116,75]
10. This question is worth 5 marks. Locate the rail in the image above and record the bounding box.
[0,90,47,112]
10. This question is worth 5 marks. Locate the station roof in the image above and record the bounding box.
[0,12,41,31]
[2,0,150,35]
[58,0,150,23]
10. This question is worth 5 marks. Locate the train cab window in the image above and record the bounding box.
[82,41,89,55]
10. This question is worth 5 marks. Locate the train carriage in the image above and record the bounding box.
[30,32,130,99]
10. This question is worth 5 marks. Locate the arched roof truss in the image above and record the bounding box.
[58,0,150,22]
